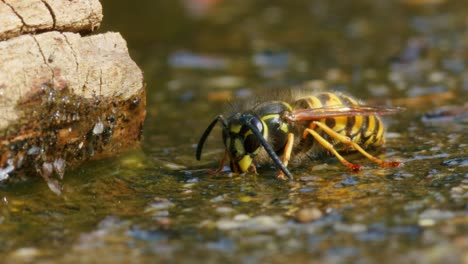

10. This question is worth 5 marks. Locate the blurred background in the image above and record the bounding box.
[0,0,466,263]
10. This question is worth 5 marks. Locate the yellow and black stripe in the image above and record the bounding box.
[293,92,385,148]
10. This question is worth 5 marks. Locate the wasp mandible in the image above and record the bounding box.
[196,92,403,180]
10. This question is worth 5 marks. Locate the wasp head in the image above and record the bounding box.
[196,113,292,179]
[223,113,265,173]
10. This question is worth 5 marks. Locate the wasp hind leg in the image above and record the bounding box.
[303,127,362,171]
[311,121,401,169]
[277,133,294,180]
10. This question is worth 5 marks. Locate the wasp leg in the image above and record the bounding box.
[207,150,229,175]
[304,127,362,171]
[312,121,401,168]
[250,163,258,174]
[278,133,295,180]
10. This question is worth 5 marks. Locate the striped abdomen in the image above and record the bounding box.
[292,92,385,149]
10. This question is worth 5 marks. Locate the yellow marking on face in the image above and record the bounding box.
[238,155,253,172]
[230,124,242,133]
[234,138,244,153]
[280,122,289,133]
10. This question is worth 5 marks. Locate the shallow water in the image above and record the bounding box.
[1,0,467,263]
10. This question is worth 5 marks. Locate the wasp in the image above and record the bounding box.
[196,91,402,180]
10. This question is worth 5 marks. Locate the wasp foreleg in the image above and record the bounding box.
[207,150,229,175]
[278,133,295,180]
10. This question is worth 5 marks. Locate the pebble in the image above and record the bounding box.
[341,176,359,186]
[216,207,234,214]
[296,208,323,223]
[334,223,367,233]
[210,195,225,203]
[144,197,174,213]
[216,219,242,230]
[418,209,455,226]
[8,247,41,261]
[233,214,250,221]
[442,157,468,167]
[299,175,320,182]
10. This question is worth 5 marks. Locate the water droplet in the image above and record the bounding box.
[27,146,40,155]
[41,162,53,178]
[0,159,15,181]
[53,158,66,179]
[93,119,104,135]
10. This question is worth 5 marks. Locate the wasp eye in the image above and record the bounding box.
[250,117,264,133]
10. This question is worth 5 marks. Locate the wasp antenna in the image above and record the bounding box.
[196,115,226,160]
[241,115,293,180]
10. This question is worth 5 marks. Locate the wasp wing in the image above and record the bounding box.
[286,105,404,121]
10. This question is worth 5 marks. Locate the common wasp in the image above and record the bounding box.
[196,91,402,179]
